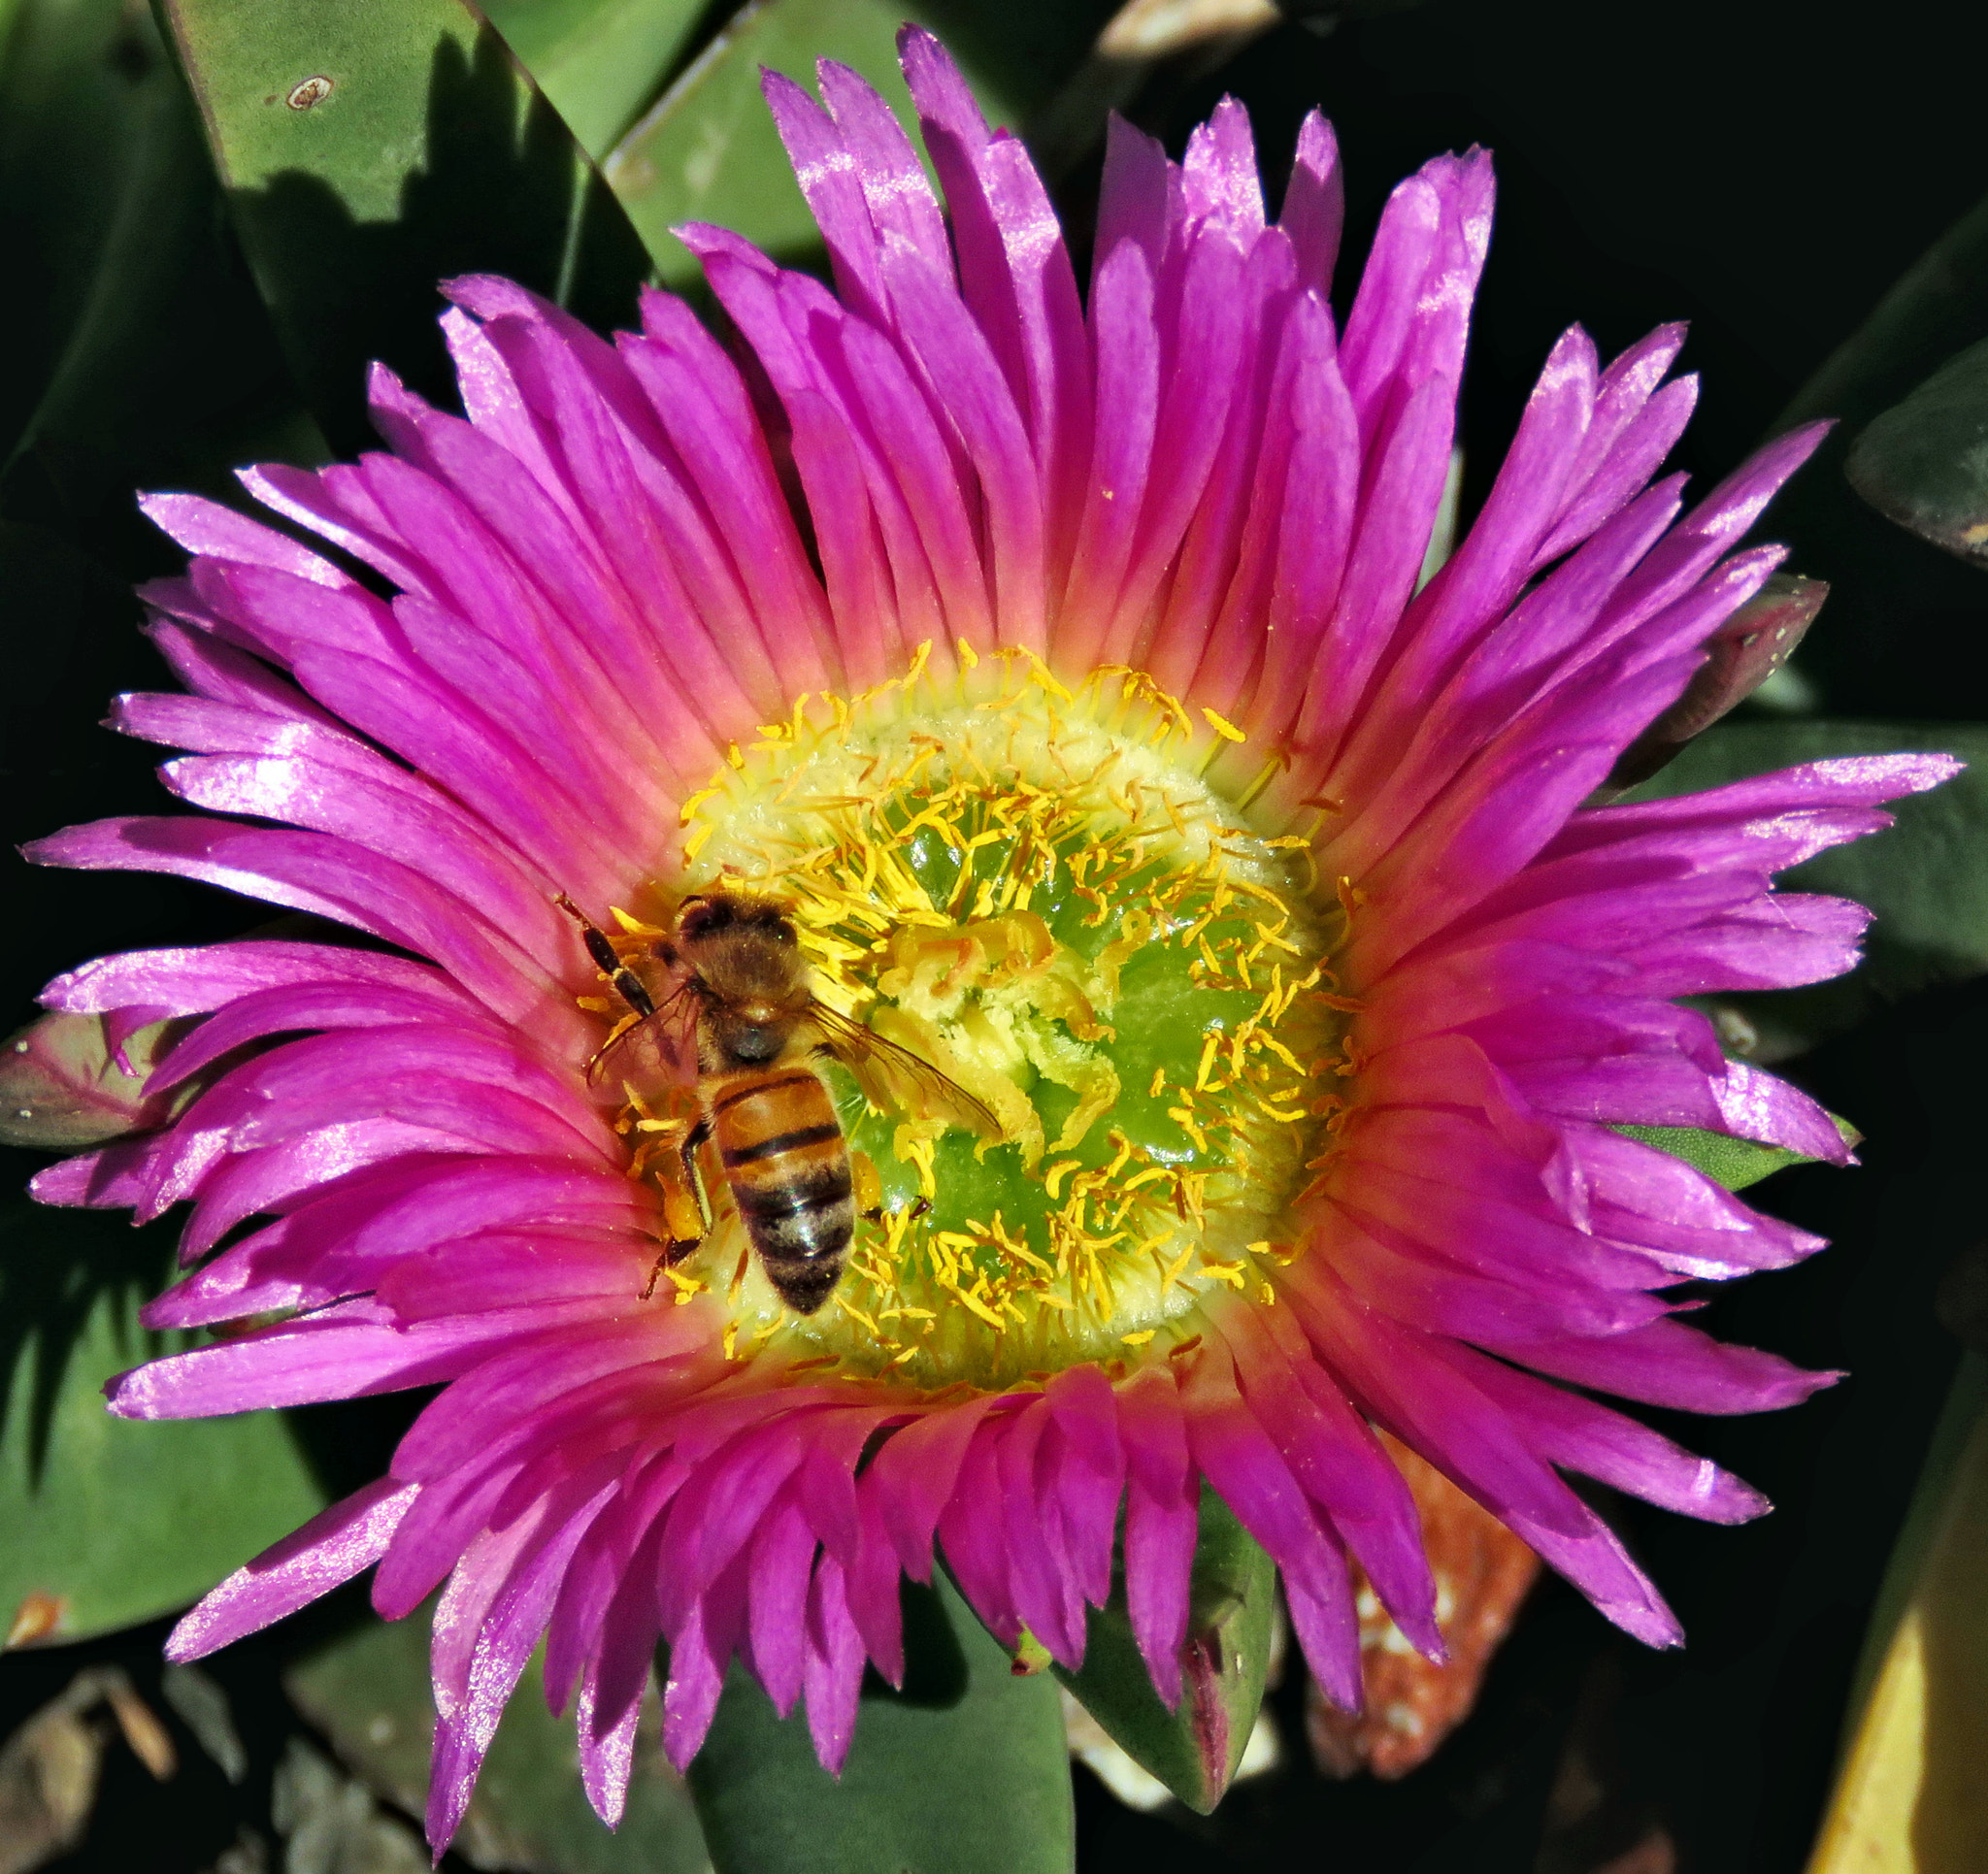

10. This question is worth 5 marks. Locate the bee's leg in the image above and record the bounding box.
[641,1117,712,1300]
[556,893,657,1019]
[676,1117,713,1239]
[851,1149,883,1224]
[850,1154,931,1226]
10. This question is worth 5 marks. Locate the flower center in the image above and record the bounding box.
[610,649,1357,1389]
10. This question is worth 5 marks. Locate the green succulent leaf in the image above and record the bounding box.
[286,1597,710,1873]
[0,1198,329,1645]
[606,0,953,292]
[686,1574,1075,1874]
[480,0,704,160]
[1626,719,1988,1059]
[0,0,187,468]
[1050,1486,1276,1816]
[1846,336,1988,570]
[155,0,653,453]
[603,0,1114,290]
[1782,190,1988,444]
[1612,1122,1853,1193]
[1,0,320,515]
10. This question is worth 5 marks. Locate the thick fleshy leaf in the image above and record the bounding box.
[285,1597,709,1874]
[1806,1355,1988,1873]
[0,1198,328,1645]
[1629,719,1988,1060]
[480,0,703,160]
[156,0,654,451]
[1612,1121,1852,1194]
[1783,190,1988,444]
[687,1576,1074,1874]
[1050,1487,1276,1816]
[0,0,322,512]
[603,0,1113,289]
[0,0,168,462]
[1846,337,1988,571]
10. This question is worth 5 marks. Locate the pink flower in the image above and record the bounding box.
[24,29,1952,1853]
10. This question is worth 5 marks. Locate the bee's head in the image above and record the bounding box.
[675,892,808,1066]
[676,892,797,948]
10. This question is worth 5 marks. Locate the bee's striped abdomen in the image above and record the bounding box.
[708,1068,853,1314]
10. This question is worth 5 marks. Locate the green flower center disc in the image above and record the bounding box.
[632,652,1353,1389]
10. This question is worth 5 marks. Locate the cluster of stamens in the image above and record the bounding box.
[593,646,1363,1390]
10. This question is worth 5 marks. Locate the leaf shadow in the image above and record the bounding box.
[0,1160,176,1489]
[225,24,653,455]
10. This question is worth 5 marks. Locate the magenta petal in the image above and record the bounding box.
[660,1590,731,1773]
[1180,1338,1363,1702]
[1044,1364,1126,1612]
[1115,1367,1196,1708]
[1284,1573,1363,1714]
[803,1554,868,1774]
[1500,1317,1839,1415]
[817,58,951,279]
[167,1478,417,1660]
[1394,323,1600,697]
[1214,1303,1439,1655]
[846,1484,907,1689]
[762,68,887,323]
[139,491,354,591]
[1444,1344,1769,1524]
[1280,111,1343,293]
[574,1665,641,1827]
[26,814,560,1024]
[1091,112,1175,289]
[936,1423,1022,1650]
[997,1399,1082,1665]
[1058,235,1159,664]
[1181,96,1266,246]
[897,36,1089,567]
[1338,174,1441,422]
[1285,1263,1594,1539]
[655,1416,809,1630]
[111,1309,511,1417]
[747,1491,817,1717]
[876,235,1046,650]
[426,1473,615,1854]
[591,1517,669,1770]
[872,1393,1001,1578]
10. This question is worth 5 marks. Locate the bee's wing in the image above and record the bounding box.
[808,1003,1002,1137]
[586,977,698,1086]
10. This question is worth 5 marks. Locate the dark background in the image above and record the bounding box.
[6,2,1988,1870]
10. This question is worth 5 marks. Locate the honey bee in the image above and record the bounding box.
[559,890,995,1314]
